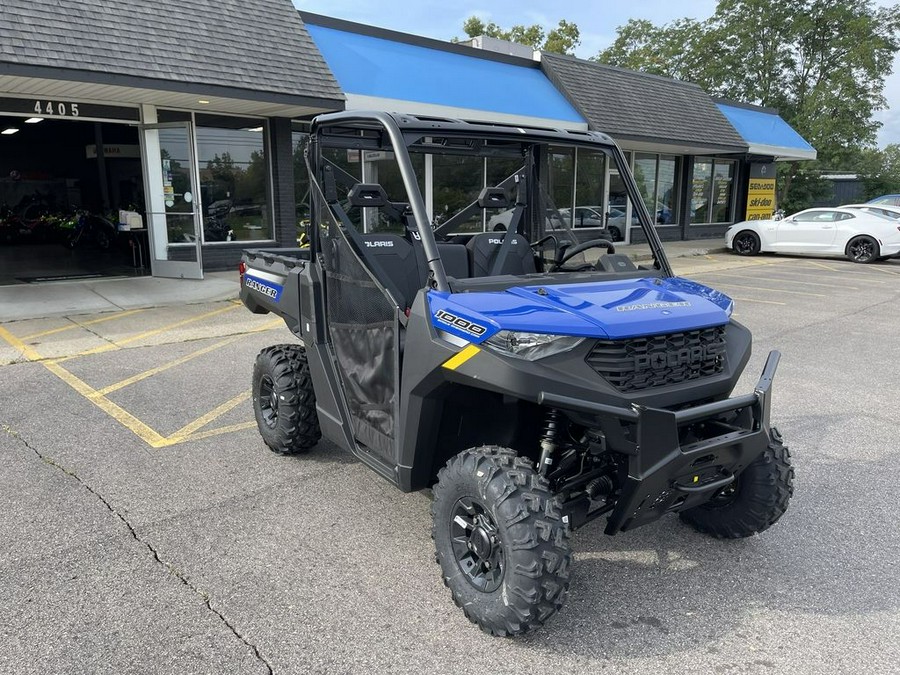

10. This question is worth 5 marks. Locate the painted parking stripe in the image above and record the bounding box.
[707,281,826,297]
[729,296,787,306]
[98,336,242,395]
[96,317,283,396]
[698,271,858,290]
[55,304,241,362]
[165,390,250,444]
[0,325,168,447]
[21,308,148,341]
[738,268,886,285]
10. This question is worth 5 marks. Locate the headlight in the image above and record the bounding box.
[484,330,584,360]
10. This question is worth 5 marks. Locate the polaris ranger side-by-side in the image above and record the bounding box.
[239,111,794,636]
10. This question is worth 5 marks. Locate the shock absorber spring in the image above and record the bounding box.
[538,408,562,476]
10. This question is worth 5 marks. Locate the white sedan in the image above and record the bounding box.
[725,207,900,263]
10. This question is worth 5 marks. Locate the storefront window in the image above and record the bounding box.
[690,160,713,224]
[634,153,657,217]
[635,153,681,225]
[546,146,575,214]
[691,158,735,225]
[711,161,735,223]
[571,148,605,228]
[292,131,310,243]
[361,150,424,233]
[195,115,270,242]
[432,154,484,232]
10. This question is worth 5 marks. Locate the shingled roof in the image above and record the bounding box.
[540,53,747,153]
[0,0,343,108]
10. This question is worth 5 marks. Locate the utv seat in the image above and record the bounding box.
[466,232,536,277]
[358,233,423,311]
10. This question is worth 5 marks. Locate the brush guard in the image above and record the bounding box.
[540,351,781,534]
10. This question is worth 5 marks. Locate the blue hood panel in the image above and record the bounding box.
[428,277,733,342]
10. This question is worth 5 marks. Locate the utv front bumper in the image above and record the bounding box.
[540,351,781,534]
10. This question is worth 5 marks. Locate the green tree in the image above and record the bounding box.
[853,144,900,198]
[595,18,720,90]
[458,16,580,55]
[597,0,900,209]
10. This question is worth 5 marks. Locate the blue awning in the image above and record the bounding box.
[717,103,816,161]
[306,23,586,130]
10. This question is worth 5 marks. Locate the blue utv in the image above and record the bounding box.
[239,111,794,636]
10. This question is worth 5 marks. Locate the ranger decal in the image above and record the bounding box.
[244,274,283,302]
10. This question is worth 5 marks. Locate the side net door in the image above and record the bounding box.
[312,166,403,464]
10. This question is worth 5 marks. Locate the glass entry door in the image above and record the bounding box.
[141,122,203,279]
[604,167,632,245]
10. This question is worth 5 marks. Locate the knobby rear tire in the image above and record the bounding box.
[252,344,321,455]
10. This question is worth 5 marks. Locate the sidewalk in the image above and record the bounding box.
[0,238,726,322]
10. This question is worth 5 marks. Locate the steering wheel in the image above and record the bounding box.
[550,238,616,272]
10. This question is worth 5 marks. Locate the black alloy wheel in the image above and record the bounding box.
[846,235,879,264]
[733,230,761,256]
[449,497,504,593]
[257,373,278,428]
[432,447,571,636]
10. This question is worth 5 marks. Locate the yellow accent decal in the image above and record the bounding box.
[442,344,480,371]
[693,475,700,483]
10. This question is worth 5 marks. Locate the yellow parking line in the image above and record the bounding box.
[95,318,282,395]
[20,308,147,341]
[744,268,885,284]
[163,389,250,445]
[0,326,168,447]
[169,421,257,445]
[803,260,842,273]
[730,296,787,306]
[801,260,896,277]
[866,264,900,276]
[98,336,241,395]
[710,281,826,297]
[700,271,857,290]
[55,303,241,362]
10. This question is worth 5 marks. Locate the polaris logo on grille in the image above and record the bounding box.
[635,342,726,371]
[364,240,394,247]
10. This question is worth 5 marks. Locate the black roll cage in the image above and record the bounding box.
[307,110,675,290]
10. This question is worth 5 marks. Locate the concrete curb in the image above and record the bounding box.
[625,245,728,262]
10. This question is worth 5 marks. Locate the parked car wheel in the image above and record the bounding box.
[732,230,761,256]
[608,226,622,242]
[252,344,321,454]
[845,235,880,264]
[432,447,571,636]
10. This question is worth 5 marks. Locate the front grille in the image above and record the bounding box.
[586,326,727,392]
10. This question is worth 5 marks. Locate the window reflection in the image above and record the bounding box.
[196,118,270,242]
[691,158,735,225]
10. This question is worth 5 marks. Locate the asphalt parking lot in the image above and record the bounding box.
[1,252,899,674]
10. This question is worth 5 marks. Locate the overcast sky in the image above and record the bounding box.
[295,0,900,149]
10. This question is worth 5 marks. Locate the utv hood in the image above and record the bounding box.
[428,277,733,342]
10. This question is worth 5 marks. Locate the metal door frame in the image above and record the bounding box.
[139,121,204,279]
[604,158,633,245]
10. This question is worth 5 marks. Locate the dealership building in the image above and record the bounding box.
[0,0,815,284]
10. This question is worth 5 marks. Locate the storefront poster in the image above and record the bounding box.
[745,162,776,221]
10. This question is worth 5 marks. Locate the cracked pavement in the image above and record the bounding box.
[1,253,899,674]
